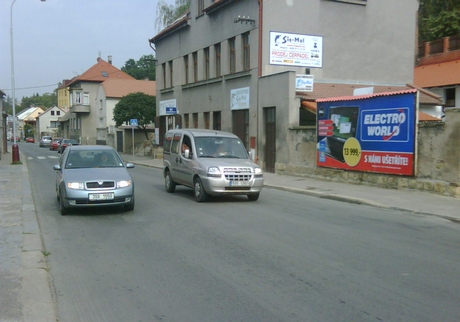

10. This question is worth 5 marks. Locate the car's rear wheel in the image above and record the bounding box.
[194,177,208,202]
[165,170,176,193]
[247,193,260,201]
[59,189,69,215]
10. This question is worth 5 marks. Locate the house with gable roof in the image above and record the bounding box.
[35,106,67,140]
[13,107,44,140]
[58,56,136,144]
[95,78,156,149]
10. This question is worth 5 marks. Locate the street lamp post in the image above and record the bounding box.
[10,0,46,163]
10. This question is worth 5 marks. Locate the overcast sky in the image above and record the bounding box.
[1,0,173,100]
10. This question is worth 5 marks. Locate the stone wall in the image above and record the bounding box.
[277,108,460,198]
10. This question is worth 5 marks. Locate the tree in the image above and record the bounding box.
[121,54,156,80]
[419,0,460,42]
[113,92,156,139]
[19,92,57,110]
[155,0,190,33]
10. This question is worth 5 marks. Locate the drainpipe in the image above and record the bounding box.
[256,0,263,165]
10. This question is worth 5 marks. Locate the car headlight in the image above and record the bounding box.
[254,167,263,174]
[207,166,222,178]
[117,180,132,188]
[67,182,84,190]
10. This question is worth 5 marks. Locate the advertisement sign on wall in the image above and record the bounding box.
[296,74,314,92]
[270,31,323,68]
[316,90,417,176]
[230,87,250,110]
[159,99,177,116]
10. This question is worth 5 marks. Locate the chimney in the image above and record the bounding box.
[108,55,112,64]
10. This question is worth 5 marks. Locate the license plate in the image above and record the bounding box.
[89,193,114,201]
[229,181,250,187]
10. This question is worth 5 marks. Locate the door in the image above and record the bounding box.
[264,107,276,173]
[232,109,249,149]
[116,131,123,152]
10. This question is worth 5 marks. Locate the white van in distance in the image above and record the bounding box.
[163,129,264,202]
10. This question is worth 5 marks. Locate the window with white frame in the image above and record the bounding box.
[83,93,89,105]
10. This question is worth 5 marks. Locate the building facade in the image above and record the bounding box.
[59,57,135,145]
[150,0,419,173]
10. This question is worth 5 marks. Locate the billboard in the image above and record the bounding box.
[316,90,417,176]
[269,31,323,68]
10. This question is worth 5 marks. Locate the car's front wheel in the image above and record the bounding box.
[59,189,69,215]
[194,177,208,202]
[165,170,176,193]
[124,196,135,211]
[247,193,260,201]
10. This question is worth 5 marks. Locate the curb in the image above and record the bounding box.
[21,154,57,322]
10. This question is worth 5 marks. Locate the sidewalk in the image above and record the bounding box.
[121,153,460,223]
[0,151,56,322]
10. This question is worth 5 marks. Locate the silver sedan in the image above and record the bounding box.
[53,145,135,215]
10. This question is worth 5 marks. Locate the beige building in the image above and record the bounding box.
[59,57,135,145]
[150,0,420,173]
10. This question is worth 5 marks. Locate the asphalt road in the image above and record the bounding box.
[21,143,460,322]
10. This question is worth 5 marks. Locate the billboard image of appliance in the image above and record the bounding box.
[326,106,359,162]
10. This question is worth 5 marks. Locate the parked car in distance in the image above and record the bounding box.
[53,145,135,215]
[57,139,79,153]
[10,136,20,142]
[49,138,63,151]
[39,136,53,147]
[26,137,35,143]
[163,129,264,202]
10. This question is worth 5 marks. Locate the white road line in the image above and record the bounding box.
[37,156,46,159]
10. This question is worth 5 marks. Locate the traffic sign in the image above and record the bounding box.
[130,119,138,126]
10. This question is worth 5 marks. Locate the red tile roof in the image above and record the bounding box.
[300,85,442,122]
[101,79,156,98]
[414,59,460,88]
[297,82,441,105]
[68,58,134,86]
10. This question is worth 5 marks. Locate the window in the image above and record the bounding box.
[83,93,89,105]
[184,114,190,128]
[169,61,173,87]
[229,37,236,73]
[197,0,204,15]
[75,92,82,104]
[162,63,167,88]
[192,52,198,82]
[51,111,55,116]
[184,55,189,84]
[213,111,221,130]
[50,121,58,128]
[214,43,221,77]
[193,113,198,128]
[204,47,210,80]
[445,88,456,107]
[204,112,210,129]
[57,111,60,116]
[242,32,250,71]
[299,108,316,126]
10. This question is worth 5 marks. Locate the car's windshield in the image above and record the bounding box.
[65,150,124,169]
[195,137,248,159]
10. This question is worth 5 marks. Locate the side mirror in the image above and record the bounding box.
[53,164,61,171]
[184,149,191,159]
